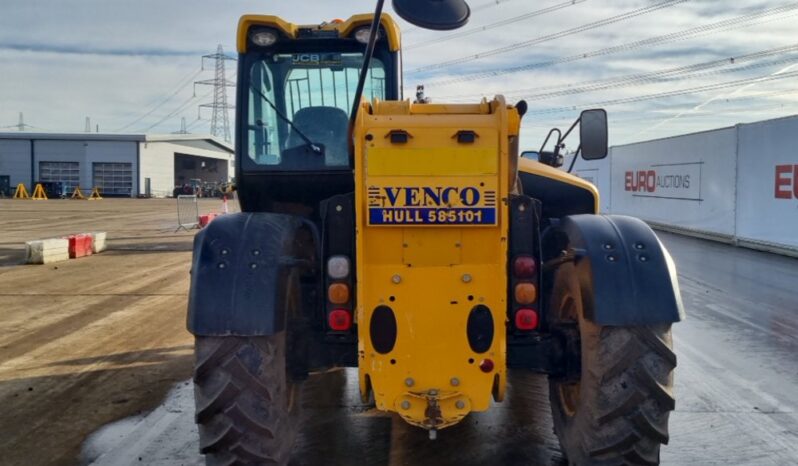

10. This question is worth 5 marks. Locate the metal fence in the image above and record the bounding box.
[176,195,199,231]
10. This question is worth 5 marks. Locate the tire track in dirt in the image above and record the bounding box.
[0,258,189,362]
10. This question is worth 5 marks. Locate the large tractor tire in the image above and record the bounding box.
[193,333,299,466]
[548,263,676,466]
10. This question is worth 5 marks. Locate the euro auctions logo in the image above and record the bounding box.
[774,164,798,199]
[623,162,702,201]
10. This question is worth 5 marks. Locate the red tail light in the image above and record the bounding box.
[513,256,537,278]
[328,309,352,331]
[515,308,539,330]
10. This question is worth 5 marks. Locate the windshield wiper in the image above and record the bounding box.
[251,86,322,154]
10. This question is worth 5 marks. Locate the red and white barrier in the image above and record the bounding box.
[24,231,108,265]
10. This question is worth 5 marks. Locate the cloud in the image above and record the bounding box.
[0,43,203,57]
[1,0,797,146]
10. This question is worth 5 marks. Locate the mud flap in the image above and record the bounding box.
[187,212,316,336]
[543,214,685,325]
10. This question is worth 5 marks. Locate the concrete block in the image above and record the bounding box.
[26,239,70,265]
[91,232,107,253]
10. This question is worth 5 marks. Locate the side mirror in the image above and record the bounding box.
[392,0,471,30]
[520,151,539,161]
[579,109,608,160]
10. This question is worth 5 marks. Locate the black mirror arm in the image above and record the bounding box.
[567,145,582,174]
[561,116,580,142]
[539,128,561,154]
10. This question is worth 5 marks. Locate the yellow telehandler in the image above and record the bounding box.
[187,1,683,464]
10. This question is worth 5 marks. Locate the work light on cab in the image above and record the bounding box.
[249,29,278,47]
[327,255,350,279]
[353,26,380,44]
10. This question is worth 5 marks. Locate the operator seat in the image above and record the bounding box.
[286,106,349,167]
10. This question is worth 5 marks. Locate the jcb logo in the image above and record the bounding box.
[292,54,320,63]
[775,164,798,199]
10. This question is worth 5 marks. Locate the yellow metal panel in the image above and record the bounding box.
[354,97,510,430]
[402,228,462,266]
[367,148,497,176]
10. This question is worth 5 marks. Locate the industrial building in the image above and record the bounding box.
[0,132,234,197]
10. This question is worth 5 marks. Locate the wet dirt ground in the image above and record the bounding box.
[83,232,798,465]
[1,199,797,465]
[0,198,226,466]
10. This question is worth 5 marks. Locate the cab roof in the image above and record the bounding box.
[237,13,402,53]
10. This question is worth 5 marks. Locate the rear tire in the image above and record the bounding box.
[193,333,299,466]
[549,263,676,465]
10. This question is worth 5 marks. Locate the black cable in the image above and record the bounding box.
[114,68,203,132]
[405,0,588,50]
[422,2,798,86]
[438,43,798,101]
[412,0,688,73]
[401,0,518,35]
[526,69,798,115]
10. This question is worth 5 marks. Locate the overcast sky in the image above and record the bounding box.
[1,0,797,148]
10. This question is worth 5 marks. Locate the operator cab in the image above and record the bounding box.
[235,15,402,214]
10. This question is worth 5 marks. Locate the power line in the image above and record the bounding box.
[405,0,588,50]
[185,117,206,132]
[525,69,798,115]
[113,67,203,132]
[423,2,798,86]
[140,71,237,134]
[437,43,798,101]
[412,0,688,73]
[139,94,201,132]
[401,0,518,35]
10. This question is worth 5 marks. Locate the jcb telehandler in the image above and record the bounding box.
[187,1,684,464]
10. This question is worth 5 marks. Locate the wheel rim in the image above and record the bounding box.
[556,295,581,418]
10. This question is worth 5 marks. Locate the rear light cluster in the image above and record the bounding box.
[512,255,539,331]
[327,255,353,331]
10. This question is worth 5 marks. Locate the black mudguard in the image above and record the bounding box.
[544,214,685,326]
[187,212,315,336]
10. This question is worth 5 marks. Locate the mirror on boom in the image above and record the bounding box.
[392,0,471,30]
